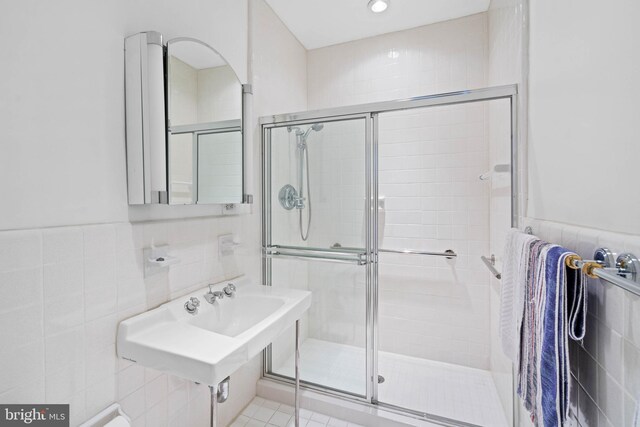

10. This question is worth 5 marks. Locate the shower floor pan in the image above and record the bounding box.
[272,338,508,427]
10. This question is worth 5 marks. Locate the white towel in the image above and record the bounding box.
[499,228,537,361]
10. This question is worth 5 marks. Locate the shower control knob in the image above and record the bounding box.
[278,184,298,210]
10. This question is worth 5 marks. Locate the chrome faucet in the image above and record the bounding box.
[223,283,237,297]
[184,297,200,314]
[204,284,224,304]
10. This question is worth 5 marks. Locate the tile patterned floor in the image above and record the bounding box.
[273,339,508,427]
[231,397,362,427]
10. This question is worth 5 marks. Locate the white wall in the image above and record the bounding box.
[527,0,640,235]
[0,0,248,231]
[524,1,640,426]
[0,0,258,425]
[0,0,300,426]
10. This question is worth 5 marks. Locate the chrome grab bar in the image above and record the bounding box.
[331,243,456,259]
[379,248,456,258]
[481,255,502,280]
[264,245,367,265]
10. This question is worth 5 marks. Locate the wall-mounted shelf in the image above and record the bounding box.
[144,244,179,277]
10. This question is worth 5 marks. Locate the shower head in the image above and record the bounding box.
[301,123,324,140]
[287,123,324,140]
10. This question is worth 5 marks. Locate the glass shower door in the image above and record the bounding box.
[263,116,374,398]
[374,98,513,426]
[261,86,517,426]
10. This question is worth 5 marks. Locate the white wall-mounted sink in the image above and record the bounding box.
[117,278,311,386]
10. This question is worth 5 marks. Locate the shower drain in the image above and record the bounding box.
[378,375,385,384]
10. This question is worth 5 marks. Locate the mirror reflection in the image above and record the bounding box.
[167,39,243,204]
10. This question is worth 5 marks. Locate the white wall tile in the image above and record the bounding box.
[0,267,43,312]
[83,257,117,322]
[43,260,83,302]
[528,219,640,426]
[84,375,116,419]
[0,341,45,394]
[43,228,83,264]
[0,217,263,425]
[46,360,86,403]
[44,292,84,336]
[83,224,116,260]
[0,230,42,271]
[0,380,45,404]
[118,364,147,400]
[0,307,43,345]
[45,326,85,381]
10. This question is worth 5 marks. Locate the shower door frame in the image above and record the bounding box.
[261,112,377,402]
[260,84,520,425]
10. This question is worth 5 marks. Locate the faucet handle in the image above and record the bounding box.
[208,284,215,294]
[223,283,237,296]
[184,296,200,314]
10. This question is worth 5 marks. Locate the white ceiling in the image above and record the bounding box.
[265,0,491,50]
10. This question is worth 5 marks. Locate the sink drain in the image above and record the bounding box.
[378,375,385,384]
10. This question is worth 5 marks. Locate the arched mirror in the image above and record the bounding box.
[166,38,243,205]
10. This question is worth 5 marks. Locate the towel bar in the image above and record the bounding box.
[523,227,640,297]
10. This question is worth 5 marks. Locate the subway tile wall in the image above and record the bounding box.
[305,14,493,370]
[520,219,640,427]
[0,217,260,427]
[375,104,492,369]
[307,13,488,110]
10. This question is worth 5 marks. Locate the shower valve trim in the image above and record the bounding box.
[277,123,324,241]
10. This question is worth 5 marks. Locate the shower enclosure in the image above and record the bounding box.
[261,86,518,426]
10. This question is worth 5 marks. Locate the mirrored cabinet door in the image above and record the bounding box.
[166,38,244,205]
[197,130,242,204]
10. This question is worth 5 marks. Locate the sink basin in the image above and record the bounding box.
[189,296,285,337]
[117,278,311,386]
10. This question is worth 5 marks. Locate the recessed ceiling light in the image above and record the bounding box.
[368,0,389,13]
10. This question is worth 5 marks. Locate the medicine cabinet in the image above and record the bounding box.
[124,31,250,205]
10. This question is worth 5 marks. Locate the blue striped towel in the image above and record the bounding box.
[518,244,587,427]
